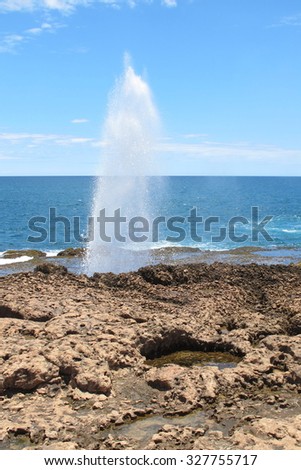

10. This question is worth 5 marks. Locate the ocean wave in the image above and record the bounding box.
[268,227,301,234]
[282,229,300,233]
[45,250,60,257]
[0,256,33,266]
[116,241,231,253]
[150,242,230,253]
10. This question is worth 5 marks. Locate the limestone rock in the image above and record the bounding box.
[1,263,301,449]
[73,362,112,395]
[0,354,59,393]
[145,365,186,391]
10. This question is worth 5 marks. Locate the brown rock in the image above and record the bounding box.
[73,362,112,395]
[1,262,301,449]
[0,354,59,393]
[145,365,185,391]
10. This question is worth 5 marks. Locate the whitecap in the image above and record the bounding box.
[0,256,33,266]
[45,250,60,257]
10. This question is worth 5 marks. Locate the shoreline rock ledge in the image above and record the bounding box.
[0,262,301,450]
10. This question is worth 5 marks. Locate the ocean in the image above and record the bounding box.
[1,176,301,274]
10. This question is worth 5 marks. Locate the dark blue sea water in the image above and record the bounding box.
[1,176,301,269]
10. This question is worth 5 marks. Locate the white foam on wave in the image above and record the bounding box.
[120,240,230,252]
[45,250,60,257]
[0,256,33,266]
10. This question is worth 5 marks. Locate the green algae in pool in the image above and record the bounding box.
[106,411,207,449]
[146,350,240,369]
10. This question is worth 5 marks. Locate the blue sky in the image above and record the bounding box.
[0,0,301,176]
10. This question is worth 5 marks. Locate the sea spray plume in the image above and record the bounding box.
[85,57,161,275]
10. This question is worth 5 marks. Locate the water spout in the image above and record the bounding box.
[85,58,161,275]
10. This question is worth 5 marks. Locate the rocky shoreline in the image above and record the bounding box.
[0,262,301,450]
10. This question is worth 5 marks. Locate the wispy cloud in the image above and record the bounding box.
[2,130,301,176]
[157,140,301,161]
[68,46,89,54]
[0,132,94,146]
[0,0,177,14]
[0,34,25,53]
[270,13,301,28]
[280,13,301,26]
[162,0,177,8]
[26,21,60,35]
[55,136,94,145]
[71,118,89,124]
[1,131,300,163]
[0,1,177,53]
[182,133,209,139]
[0,20,64,53]
[0,1,91,14]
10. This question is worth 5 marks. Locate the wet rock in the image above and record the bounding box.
[3,250,46,259]
[34,263,68,276]
[288,314,301,335]
[57,248,85,258]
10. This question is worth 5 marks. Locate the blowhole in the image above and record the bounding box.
[145,350,241,370]
[141,331,242,370]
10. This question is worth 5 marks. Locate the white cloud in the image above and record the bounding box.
[0,0,117,13]
[69,46,89,53]
[280,14,301,26]
[26,27,44,34]
[71,118,89,124]
[157,140,301,161]
[26,22,56,35]
[0,34,25,53]
[182,133,209,139]
[0,132,94,146]
[0,0,34,12]
[127,0,136,8]
[43,0,92,12]
[0,0,178,14]
[2,131,301,175]
[0,0,92,13]
[2,131,300,163]
[56,136,93,144]
[0,20,63,53]
[162,0,177,7]
[269,13,301,28]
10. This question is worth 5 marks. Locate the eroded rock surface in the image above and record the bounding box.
[0,262,301,449]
